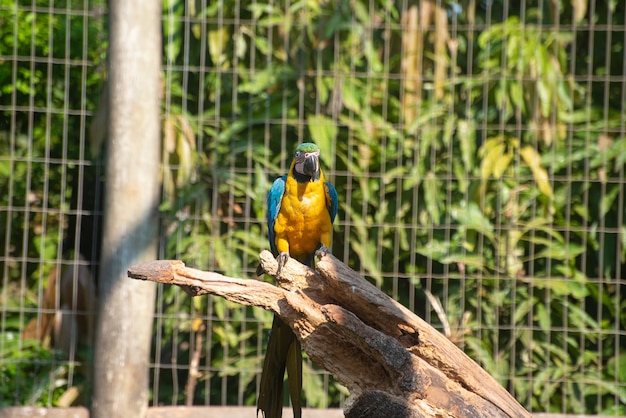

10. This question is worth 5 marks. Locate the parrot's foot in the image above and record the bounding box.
[276,252,290,273]
[316,244,330,258]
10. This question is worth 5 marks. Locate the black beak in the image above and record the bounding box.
[302,154,319,177]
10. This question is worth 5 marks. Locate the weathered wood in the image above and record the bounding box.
[311,251,528,418]
[128,252,531,418]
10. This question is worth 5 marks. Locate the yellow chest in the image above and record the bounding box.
[274,176,332,259]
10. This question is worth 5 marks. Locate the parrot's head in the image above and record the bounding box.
[292,142,321,182]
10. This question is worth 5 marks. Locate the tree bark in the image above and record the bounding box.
[92,1,161,417]
[128,250,531,418]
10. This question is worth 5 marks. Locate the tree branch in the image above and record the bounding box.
[128,252,530,418]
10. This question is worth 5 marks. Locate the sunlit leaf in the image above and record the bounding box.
[301,363,327,407]
[457,119,475,172]
[381,165,406,185]
[520,145,553,198]
[465,338,497,372]
[600,185,620,217]
[341,79,361,113]
[514,297,536,324]
[479,137,507,180]
[509,81,525,114]
[416,240,450,260]
[439,254,486,270]
[535,303,550,332]
[493,149,513,179]
[536,241,585,261]
[239,68,277,94]
[563,301,601,331]
[208,27,228,68]
[352,239,383,286]
[607,352,626,383]
[451,202,494,240]
[316,76,329,105]
[423,171,440,222]
[308,115,337,157]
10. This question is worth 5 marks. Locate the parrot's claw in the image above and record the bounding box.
[316,244,329,258]
[276,252,290,274]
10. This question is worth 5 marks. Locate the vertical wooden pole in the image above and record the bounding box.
[401,3,421,128]
[91,0,161,417]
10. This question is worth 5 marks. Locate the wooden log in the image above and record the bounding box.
[128,251,531,418]
[310,251,528,418]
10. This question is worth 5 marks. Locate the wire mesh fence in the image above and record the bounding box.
[1,0,625,415]
[0,0,106,406]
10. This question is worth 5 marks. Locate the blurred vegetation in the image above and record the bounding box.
[1,0,625,414]
[0,0,106,407]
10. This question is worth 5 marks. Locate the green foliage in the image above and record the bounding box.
[0,332,72,406]
[2,0,625,413]
[0,0,107,282]
[0,0,106,406]
[157,0,625,413]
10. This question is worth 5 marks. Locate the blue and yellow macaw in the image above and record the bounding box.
[257,142,338,418]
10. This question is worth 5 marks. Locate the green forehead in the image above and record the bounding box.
[295,142,320,153]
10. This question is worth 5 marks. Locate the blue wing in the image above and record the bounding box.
[325,182,338,224]
[267,175,287,256]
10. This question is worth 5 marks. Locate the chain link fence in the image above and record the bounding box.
[1,0,625,415]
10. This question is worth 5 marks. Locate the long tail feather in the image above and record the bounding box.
[258,315,301,418]
[286,337,302,418]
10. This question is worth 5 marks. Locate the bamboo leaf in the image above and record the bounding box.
[465,338,497,372]
[342,79,361,113]
[479,137,506,180]
[451,202,494,240]
[352,239,383,286]
[536,241,585,261]
[563,301,601,331]
[308,115,337,157]
[520,145,553,198]
[535,303,550,333]
[493,148,513,178]
[416,240,451,260]
[514,297,536,324]
[509,81,525,113]
[600,185,620,218]
[457,119,475,171]
[424,171,440,222]
[607,352,626,383]
[208,27,228,68]
[439,254,486,270]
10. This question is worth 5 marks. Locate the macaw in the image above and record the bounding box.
[257,142,338,418]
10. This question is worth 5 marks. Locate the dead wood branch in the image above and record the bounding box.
[128,252,530,418]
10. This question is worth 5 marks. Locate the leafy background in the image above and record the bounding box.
[1,0,625,415]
